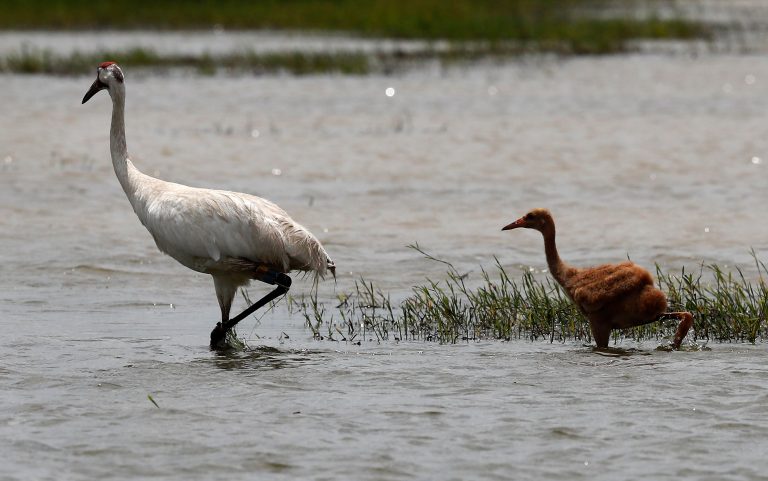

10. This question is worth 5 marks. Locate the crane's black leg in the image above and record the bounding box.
[210,271,292,349]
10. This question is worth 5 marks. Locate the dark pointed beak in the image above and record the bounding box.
[501,218,525,231]
[82,78,105,104]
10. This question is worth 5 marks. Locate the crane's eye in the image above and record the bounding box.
[524,213,533,220]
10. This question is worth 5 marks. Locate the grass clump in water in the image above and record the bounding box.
[652,251,768,343]
[292,247,768,345]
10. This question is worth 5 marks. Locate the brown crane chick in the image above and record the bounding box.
[502,208,693,349]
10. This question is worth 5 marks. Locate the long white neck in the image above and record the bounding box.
[107,83,140,201]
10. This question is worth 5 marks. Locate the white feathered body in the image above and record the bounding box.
[87,63,332,325]
[122,161,332,280]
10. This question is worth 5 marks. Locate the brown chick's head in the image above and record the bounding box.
[502,208,552,232]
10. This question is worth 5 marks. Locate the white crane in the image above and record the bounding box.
[82,62,335,349]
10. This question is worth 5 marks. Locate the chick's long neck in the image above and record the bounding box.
[540,220,570,285]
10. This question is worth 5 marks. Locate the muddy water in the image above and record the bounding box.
[1,51,767,479]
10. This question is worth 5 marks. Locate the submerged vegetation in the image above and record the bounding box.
[290,247,768,345]
[0,1,712,74]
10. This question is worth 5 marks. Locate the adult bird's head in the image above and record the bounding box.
[82,61,124,104]
[502,208,553,232]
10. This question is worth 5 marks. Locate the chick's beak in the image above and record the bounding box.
[82,78,105,104]
[501,218,525,231]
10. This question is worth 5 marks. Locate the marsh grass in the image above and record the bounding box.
[290,247,768,345]
[0,47,372,75]
[0,34,705,77]
[0,0,712,75]
[2,0,706,49]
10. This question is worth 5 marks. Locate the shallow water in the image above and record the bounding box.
[1,49,768,479]
[3,336,768,481]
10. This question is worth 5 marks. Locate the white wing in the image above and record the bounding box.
[127,171,330,276]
